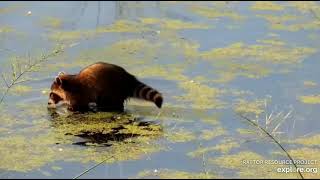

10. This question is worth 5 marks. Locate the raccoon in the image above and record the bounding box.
[47,62,163,112]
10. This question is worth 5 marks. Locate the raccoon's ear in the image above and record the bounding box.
[58,71,65,76]
[55,76,63,86]
[55,75,73,90]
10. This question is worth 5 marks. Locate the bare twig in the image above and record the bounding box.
[1,74,9,88]
[310,8,320,21]
[73,156,114,179]
[0,46,64,104]
[199,142,209,177]
[236,112,304,179]
[272,109,293,135]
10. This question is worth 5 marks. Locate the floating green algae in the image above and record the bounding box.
[51,166,62,171]
[190,5,245,21]
[234,98,266,116]
[288,1,320,14]
[9,85,33,95]
[209,138,240,154]
[288,147,320,178]
[0,135,69,172]
[256,4,320,32]
[0,132,165,172]
[48,17,210,42]
[198,40,316,83]
[0,110,166,172]
[237,128,256,136]
[256,14,299,25]
[188,138,239,158]
[15,102,52,122]
[200,113,220,126]
[209,151,298,178]
[97,20,152,32]
[294,134,320,146]
[289,147,320,163]
[201,42,316,64]
[270,20,320,32]
[79,36,194,75]
[136,169,218,179]
[139,18,210,30]
[212,62,271,83]
[200,126,226,141]
[251,1,285,11]
[165,128,196,143]
[188,146,218,158]
[41,16,63,29]
[210,151,264,169]
[175,80,226,110]
[257,38,287,46]
[48,30,94,42]
[48,20,152,41]
[0,26,14,34]
[299,95,320,104]
[0,108,31,132]
[168,38,200,60]
[78,38,160,68]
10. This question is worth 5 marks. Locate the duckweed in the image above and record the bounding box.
[189,6,246,20]
[42,17,63,29]
[251,1,285,11]
[200,127,226,141]
[299,95,320,104]
[137,169,218,179]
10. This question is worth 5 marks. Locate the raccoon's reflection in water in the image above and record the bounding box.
[47,109,163,147]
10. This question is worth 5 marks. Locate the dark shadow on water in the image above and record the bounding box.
[47,109,164,147]
[72,118,158,147]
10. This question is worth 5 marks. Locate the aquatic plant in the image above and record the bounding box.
[236,113,303,179]
[299,95,320,104]
[0,45,64,104]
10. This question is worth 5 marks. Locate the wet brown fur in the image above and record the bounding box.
[48,62,163,112]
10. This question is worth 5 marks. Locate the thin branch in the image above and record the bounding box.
[0,47,64,105]
[1,74,9,88]
[310,8,320,21]
[200,142,209,177]
[14,79,31,85]
[236,112,304,179]
[73,156,114,179]
[272,109,293,135]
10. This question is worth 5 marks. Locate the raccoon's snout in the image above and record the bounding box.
[47,99,56,109]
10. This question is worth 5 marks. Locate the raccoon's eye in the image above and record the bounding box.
[49,92,62,103]
[49,92,55,99]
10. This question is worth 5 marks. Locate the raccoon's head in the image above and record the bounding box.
[47,72,70,109]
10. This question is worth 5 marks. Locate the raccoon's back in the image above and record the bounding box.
[78,62,137,96]
[77,62,163,108]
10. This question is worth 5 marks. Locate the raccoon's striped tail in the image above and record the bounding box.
[132,81,163,108]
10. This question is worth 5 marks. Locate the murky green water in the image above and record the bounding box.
[1,1,320,179]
